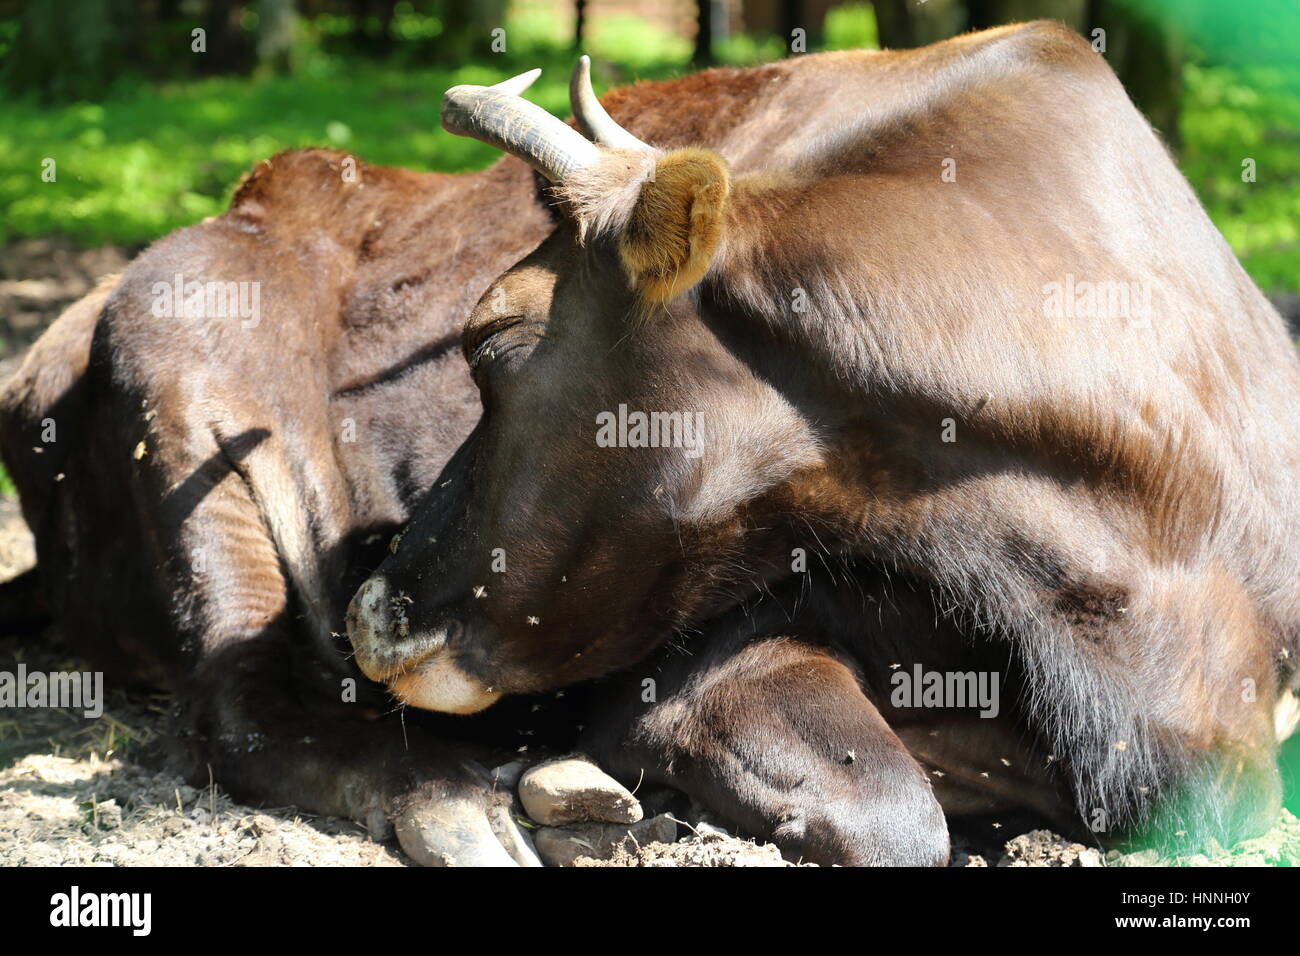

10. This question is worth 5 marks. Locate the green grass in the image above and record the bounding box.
[1181,64,1300,294]
[1285,732,1300,818]
[0,56,604,247]
[1,5,1294,292]
[0,4,711,247]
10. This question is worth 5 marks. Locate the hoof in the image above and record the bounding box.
[519,755,643,826]
[396,795,534,867]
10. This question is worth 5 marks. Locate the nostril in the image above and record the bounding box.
[441,618,463,645]
[415,619,457,657]
[347,576,391,643]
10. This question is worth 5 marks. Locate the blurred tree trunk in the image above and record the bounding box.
[1087,0,1184,148]
[574,0,587,49]
[693,0,714,65]
[4,0,118,100]
[348,0,397,56]
[439,0,509,62]
[779,0,801,47]
[966,0,1085,31]
[872,0,964,50]
[872,0,915,48]
[780,0,826,50]
[257,0,296,74]
[202,0,255,75]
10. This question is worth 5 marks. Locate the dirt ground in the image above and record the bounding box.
[2,496,1296,867]
[0,238,137,384]
[2,241,1298,867]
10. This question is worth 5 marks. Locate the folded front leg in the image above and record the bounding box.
[172,634,541,866]
[584,635,950,866]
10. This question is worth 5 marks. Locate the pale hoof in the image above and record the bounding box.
[519,755,643,826]
[395,795,519,867]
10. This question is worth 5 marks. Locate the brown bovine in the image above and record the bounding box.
[0,65,797,864]
[348,23,1300,864]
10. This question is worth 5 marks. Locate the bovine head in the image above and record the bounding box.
[346,60,833,713]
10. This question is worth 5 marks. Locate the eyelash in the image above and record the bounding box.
[467,318,540,381]
[468,335,500,373]
[467,316,519,371]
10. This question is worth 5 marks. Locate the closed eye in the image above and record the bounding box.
[465,316,544,380]
[465,314,520,368]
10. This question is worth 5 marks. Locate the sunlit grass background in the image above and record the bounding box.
[0,4,1296,293]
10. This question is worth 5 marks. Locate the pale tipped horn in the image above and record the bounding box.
[569,56,653,151]
[441,69,600,182]
[491,68,541,96]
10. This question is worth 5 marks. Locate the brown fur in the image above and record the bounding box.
[358,23,1300,859]
[0,67,790,839]
[616,148,730,304]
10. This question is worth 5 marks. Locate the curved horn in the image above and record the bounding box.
[441,69,600,182]
[569,56,653,151]
[491,67,541,96]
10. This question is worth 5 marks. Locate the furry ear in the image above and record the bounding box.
[617,148,729,305]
